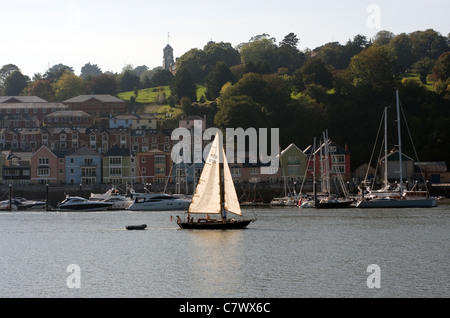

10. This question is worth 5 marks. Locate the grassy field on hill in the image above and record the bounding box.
[117,86,178,121]
[117,84,208,121]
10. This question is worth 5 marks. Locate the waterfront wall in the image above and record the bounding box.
[2,182,447,206]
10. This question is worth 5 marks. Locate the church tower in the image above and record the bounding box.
[163,33,175,72]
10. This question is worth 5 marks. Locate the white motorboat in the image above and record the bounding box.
[101,196,133,210]
[127,192,191,211]
[57,196,114,211]
[13,197,46,210]
[89,187,133,210]
[0,200,18,211]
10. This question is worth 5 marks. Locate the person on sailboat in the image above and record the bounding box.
[222,210,227,220]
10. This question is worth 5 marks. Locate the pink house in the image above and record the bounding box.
[30,146,68,184]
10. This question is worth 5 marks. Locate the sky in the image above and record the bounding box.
[1,0,449,78]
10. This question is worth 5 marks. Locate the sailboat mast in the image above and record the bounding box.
[384,106,388,188]
[219,153,225,221]
[396,90,403,189]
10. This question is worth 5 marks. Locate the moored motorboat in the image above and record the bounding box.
[57,196,113,211]
[127,192,191,211]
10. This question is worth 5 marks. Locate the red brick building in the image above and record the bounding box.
[63,95,126,116]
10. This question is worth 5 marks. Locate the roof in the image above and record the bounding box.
[0,103,68,109]
[67,146,101,157]
[304,139,349,155]
[0,96,47,103]
[382,150,414,162]
[44,110,91,117]
[414,161,447,173]
[104,145,131,157]
[280,143,304,157]
[63,95,124,103]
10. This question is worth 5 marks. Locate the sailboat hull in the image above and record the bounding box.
[177,219,253,230]
[316,200,354,209]
[357,198,437,208]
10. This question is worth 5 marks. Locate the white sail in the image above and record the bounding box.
[188,133,221,214]
[222,147,242,216]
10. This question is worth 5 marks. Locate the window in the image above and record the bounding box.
[109,157,122,165]
[110,167,122,176]
[141,157,146,163]
[155,156,165,164]
[154,167,165,175]
[287,156,300,164]
[38,158,49,165]
[331,165,345,174]
[37,168,50,176]
[331,155,345,164]
[287,166,300,175]
[82,168,96,176]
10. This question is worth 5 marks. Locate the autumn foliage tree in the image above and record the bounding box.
[53,71,86,101]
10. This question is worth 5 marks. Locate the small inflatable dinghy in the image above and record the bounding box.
[126,224,147,230]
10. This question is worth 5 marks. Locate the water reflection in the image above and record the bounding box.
[183,230,246,297]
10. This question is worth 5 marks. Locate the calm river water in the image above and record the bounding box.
[1,204,449,298]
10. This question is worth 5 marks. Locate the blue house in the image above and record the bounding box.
[65,146,102,185]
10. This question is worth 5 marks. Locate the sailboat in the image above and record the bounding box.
[176,132,254,229]
[315,132,354,209]
[356,90,437,208]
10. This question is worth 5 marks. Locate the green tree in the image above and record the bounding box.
[431,52,450,81]
[80,63,102,78]
[0,64,20,92]
[313,42,348,70]
[373,30,395,46]
[412,57,435,84]
[409,29,449,61]
[203,41,241,71]
[44,64,74,83]
[2,70,28,95]
[388,33,414,73]
[175,48,207,83]
[214,95,267,130]
[347,45,395,95]
[151,69,174,86]
[119,71,140,92]
[53,71,85,101]
[277,33,306,73]
[205,61,235,100]
[170,66,197,104]
[240,34,278,72]
[291,57,333,92]
[27,79,54,101]
[86,73,118,95]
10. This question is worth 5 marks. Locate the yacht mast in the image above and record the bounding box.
[396,90,403,189]
[384,107,388,188]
